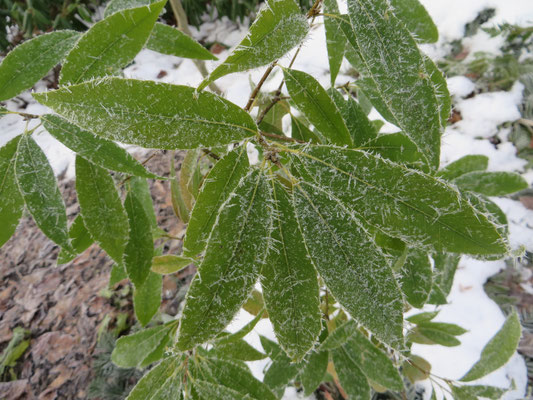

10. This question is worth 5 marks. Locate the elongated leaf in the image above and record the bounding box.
[198,0,308,90]
[151,255,193,274]
[328,88,376,146]
[60,1,166,85]
[406,311,439,324]
[126,356,182,400]
[199,357,277,400]
[104,0,154,17]
[263,343,302,391]
[437,155,489,180]
[262,179,321,361]
[320,320,358,351]
[179,149,199,211]
[452,385,506,400]
[410,326,461,347]
[214,311,264,346]
[289,146,508,256]
[130,176,158,231]
[332,346,371,400]
[0,136,24,248]
[365,132,427,171]
[134,271,162,326]
[419,322,467,336]
[0,31,80,101]
[112,324,172,368]
[284,68,353,146]
[194,380,244,400]
[34,78,257,150]
[16,135,71,251]
[399,248,432,308]
[341,1,443,168]
[183,146,250,256]
[42,115,159,178]
[147,23,217,60]
[110,263,128,286]
[124,190,154,287]
[75,156,129,262]
[177,169,272,350]
[57,215,94,264]
[454,171,528,196]
[461,310,521,382]
[389,0,438,43]
[291,116,321,143]
[344,331,404,391]
[292,179,404,348]
[300,350,329,396]
[323,0,346,85]
[170,165,190,223]
[211,338,266,362]
[428,252,460,305]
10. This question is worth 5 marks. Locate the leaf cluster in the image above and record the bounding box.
[0,0,526,398]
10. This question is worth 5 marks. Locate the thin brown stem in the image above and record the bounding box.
[307,0,323,18]
[245,62,277,112]
[201,148,220,160]
[168,0,223,95]
[260,131,304,143]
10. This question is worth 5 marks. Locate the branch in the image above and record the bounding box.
[168,0,223,95]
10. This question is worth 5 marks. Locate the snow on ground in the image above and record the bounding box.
[1,0,533,399]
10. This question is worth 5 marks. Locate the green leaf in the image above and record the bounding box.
[184,146,250,256]
[291,116,321,143]
[242,290,268,319]
[111,324,172,368]
[406,311,439,324]
[211,339,266,362]
[452,385,507,400]
[110,263,128,286]
[151,255,193,275]
[199,357,277,400]
[170,168,190,223]
[343,331,404,391]
[328,88,376,147]
[198,0,308,90]
[215,311,264,346]
[140,331,172,367]
[388,0,439,43]
[403,355,431,383]
[289,146,508,256]
[419,321,467,336]
[399,248,432,308]
[194,380,245,400]
[365,132,427,172]
[57,215,94,264]
[0,136,24,248]
[263,349,302,391]
[126,356,182,400]
[460,310,521,382]
[291,179,404,349]
[300,350,329,396]
[262,179,321,361]
[454,171,528,196]
[428,253,460,305]
[179,149,200,212]
[34,78,258,150]
[0,31,80,101]
[104,0,154,17]
[332,345,371,400]
[341,1,443,169]
[177,169,272,350]
[323,0,346,85]
[124,190,154,288]
[437,155,489,180]
[283,68,353,146]
[411,326,461,347]
[320,320,358,351]
[130,176,158,232]
[147,23,217,61]
[15,135,71,251]
[75,156,129,263]
[60,1,166,85]
[134,271,162,326]
[42,115,159,179]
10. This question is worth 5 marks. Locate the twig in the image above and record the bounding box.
[261,131,304,143]
[245,62,277,112]
[202,148,220,160]
[168,0,223,95]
